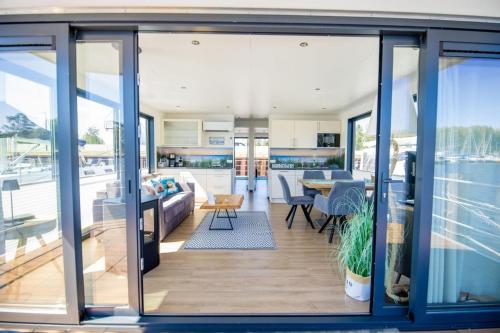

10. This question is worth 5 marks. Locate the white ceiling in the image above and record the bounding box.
[139,33,382,118]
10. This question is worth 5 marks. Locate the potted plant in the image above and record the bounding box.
[336,199,373,301]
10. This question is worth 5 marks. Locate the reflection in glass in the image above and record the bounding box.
[0,51,66,312]
[428,57,500,304]
[352,115,375,181]
[234,137,249,177]
[77,41,128,306]
[384,47,419,304]
[254,138,269,178]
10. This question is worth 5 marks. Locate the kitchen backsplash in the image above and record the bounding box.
[157,147,233,169]
[269,148,345,170]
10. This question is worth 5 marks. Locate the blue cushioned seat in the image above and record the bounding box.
[314,180,365,243]
[277,174,315,229]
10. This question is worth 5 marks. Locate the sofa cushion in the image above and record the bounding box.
[160,177,180,195]
[164,197,185,216]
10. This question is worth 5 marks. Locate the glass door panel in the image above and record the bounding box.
[372,35,420,316]
[427,56,500,305]
[234,137,249,178]
[254,137,268,179]
[76,39,129,307]
[0,48,67,313]
[384,46,420,305]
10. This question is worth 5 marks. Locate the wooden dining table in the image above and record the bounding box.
[298,178,375,196]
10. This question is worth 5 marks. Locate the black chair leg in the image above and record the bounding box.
[285,205,294,222]
[318,215,333,233]
[300,205,315,229]
[329,217,338,243]
[287,205,297,229]
[395,273,402,284]
[307,204,313,214]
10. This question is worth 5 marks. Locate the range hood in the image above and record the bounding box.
[202,121,234,132]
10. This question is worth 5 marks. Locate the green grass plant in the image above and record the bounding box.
[336,198,374,278]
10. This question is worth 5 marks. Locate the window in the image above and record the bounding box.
[0,49,67,313]
[428,56,500,305]
[140,113,154,174]
[348,112,376,180]
[234,137,248,177]
[76,39,129,307]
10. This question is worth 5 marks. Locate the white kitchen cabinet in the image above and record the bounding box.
[206,169,232,194]
[269,169,296,202]
[270,120,294,148]
[157,168,233,202]
[162,119,202,147]
[293,120,318,148]
[318,120,341,133]
[202,132,234,148]
[179,169,207,201]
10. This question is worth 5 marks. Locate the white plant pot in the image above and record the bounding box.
[345,268,371,301]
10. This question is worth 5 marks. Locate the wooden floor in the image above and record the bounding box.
[0,180,370,314]
[143,179,370,314]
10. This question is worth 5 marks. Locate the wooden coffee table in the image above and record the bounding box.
[200,194,244,230]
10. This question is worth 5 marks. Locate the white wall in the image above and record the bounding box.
[2,1,500,22]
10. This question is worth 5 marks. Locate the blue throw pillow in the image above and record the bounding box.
[160,177,180,195]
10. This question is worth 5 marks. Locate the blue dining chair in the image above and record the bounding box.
[313,180,365,243]
[331,170,353,180]
[277,174,315,229]
[302,170,325,213]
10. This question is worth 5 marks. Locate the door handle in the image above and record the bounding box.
[380,173,404,203]
[383,178,404,184]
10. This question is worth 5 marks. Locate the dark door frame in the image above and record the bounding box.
[75,30,141,317]
[409,28,500,326]
[0,15,498,330]
[371,34,421,318]
[0,23,82,325]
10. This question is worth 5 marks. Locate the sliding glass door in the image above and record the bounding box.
[75,31,140,314]
[372,35,420,317]
[409,29,500,325]
[0,24,81,324]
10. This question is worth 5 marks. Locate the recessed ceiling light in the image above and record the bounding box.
[226,105,230,109]
[176,105,180,108]
[191,40,200,45]
[315,88,321,91]
[299,42,308,47]
[180,86,187,89]
[272,106,277,109]
[322,107,327,110]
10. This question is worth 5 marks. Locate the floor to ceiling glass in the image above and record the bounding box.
[76,40,129,307]
[428,56,500,305]
[0,50,67,313]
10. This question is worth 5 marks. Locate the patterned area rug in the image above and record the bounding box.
[184,211,276,250]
